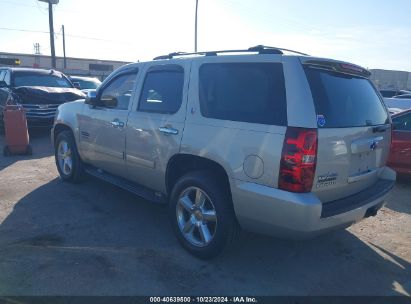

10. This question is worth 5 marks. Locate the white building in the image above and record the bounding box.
[370,69,411,90]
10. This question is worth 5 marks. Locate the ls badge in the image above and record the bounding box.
[316,172,338,188]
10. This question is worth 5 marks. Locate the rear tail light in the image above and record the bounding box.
[278,127,318,193]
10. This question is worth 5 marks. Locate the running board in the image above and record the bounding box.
[84,165,167,204]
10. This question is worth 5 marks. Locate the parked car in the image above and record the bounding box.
[388,107,404,115]
[392,93,411,99]
[0,68,85,129]
[69,76,101,93]
[388,109,411,175]
[384,97,411,111]
[380,89,411,98]
[52,46,395,258]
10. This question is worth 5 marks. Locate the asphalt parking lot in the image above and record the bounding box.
[0,130,410,296]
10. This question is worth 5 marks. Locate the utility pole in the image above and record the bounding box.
[34,43,41,55]
[62,25,67,69]
[39,0,59,68]
[33,43,41,68]
[194,0,198,52]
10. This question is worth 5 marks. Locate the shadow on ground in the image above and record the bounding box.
[385,174,411,215]
[0,176,409,296]
[0,128,52,170]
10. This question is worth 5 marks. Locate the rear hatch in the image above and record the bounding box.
[302,59,391,203]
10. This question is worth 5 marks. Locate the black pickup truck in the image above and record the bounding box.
[0,67,85,129]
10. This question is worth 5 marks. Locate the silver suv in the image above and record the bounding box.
[52,46,396,259]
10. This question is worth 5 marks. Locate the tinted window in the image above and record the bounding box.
[72,78,101,90]
[381,90,400,98]
[393,112,411,131]
[199,63,287,125]
[305,68,389,127]
[380,90,396,98]
[0,70,5,82]
[14,73,72,88]
[4,71,10,85]
[138,68,184,114]
[99,72,137,110]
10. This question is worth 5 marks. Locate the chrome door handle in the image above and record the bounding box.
[111,119,124,128]
[159,126,178,135]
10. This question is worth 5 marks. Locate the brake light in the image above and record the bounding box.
[278,127,318,193]
[340,63,364,73]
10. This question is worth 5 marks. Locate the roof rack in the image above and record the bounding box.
[251,45,309,56]
[153,45,308,60]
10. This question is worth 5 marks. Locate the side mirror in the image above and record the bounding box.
[85,90,97,106]
[0,80,8,88]
[73,81,81,90]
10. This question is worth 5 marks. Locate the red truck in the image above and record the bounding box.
[388,109,411,175]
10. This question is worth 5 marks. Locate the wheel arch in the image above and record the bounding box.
[52,122,84,161]
[165,153,233,201]
[53,123,75,144]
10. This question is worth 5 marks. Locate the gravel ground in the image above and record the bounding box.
[0,131,410,296]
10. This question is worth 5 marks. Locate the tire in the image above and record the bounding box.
[3,146,10,157]
[169,171,239,259]
[0,113,4,135]
[26,145,32,156]
[54,130,84,183]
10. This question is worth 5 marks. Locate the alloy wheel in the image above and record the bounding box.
[176,186,217,247]
[57,140,73,176]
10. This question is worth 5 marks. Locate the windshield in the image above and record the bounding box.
[305,68,389,127]
[72,78,101,90]
[13,73,73,88]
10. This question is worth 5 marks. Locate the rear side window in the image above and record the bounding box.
[138,66,184,114]
[199,63,287,126]
[305,68,389,127]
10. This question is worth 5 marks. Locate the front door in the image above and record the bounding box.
[125,62,190,193]
[78,70,138,178]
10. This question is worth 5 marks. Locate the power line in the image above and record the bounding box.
[0,0,38,8]
[0,26,49,34]
[34,0,48,15]
[0,26,131,44]
[0,0,80,13]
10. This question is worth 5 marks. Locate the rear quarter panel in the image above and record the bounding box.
[181,55,292,189]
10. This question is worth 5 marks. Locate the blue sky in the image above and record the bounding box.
[0,0,410,71]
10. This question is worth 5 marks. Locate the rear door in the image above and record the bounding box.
[125,62,189,193]
[303,60,391,202]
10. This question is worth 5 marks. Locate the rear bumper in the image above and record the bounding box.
[231,167,396,238]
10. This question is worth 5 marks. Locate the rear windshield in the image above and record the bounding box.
[13,73,73,88]
[305,68,389,127]
[199,63,287,126]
